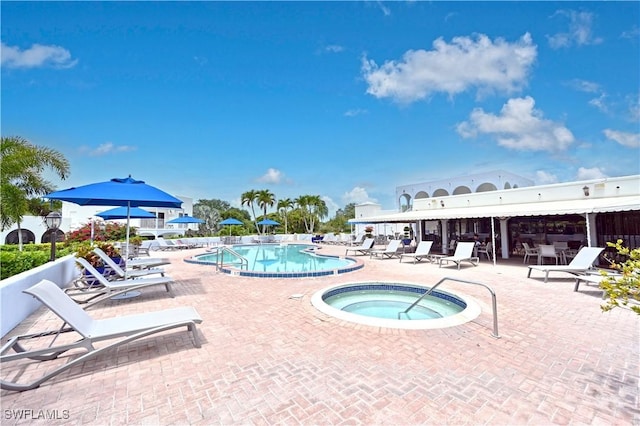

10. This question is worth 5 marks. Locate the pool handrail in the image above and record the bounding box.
[399,277,500,339]
[211,246,248,270]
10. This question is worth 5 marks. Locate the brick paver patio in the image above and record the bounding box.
[1,244,638,425]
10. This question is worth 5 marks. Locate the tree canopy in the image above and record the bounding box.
[1,136,70,249]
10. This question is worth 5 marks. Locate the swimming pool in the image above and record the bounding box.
[311,282,481,330]
[188,243,362,278]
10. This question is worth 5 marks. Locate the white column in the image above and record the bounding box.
[441,219,449,254]
[499,218,509,259]
[586,213,598,247]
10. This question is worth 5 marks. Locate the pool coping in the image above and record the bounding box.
[310,281,482,330]
[184,243,364,278]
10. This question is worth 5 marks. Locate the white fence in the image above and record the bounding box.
[1,255,77,337]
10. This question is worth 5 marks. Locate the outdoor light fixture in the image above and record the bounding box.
[440,200,445,207]
[583,186,590,196]
[45,211,62,262]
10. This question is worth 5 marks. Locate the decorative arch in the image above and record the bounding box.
[453,186,472,195]
[504,182,512,189]
[399,193,412,212]
[5,229,36,245]
[41,229,65,243]
[476,182,497,192]
[432,188,449,197]
[414,191,429,199]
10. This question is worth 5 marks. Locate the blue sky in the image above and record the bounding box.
[2,1,639,216]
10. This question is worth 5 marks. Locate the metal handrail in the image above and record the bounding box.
[398,277,500,338]
[211,246,248,270]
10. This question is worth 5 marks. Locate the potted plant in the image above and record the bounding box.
[96,241,122,266]
[76,242,104,268]
[75,242,106,286]
[364,226,374,238]
[402,226,412,246]
[129,236,143,247]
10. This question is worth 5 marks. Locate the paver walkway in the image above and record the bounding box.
[1,244,638,425]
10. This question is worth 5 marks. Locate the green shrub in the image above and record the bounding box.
[0,250,48,280]
[601,240,640,316]
[0,243,77,280]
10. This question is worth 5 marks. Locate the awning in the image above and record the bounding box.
[349,196,640,224]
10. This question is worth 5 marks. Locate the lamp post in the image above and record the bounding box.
[45,211,62,262]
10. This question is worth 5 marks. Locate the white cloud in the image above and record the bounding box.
[325,45,344,53]
[342,186,377,204]
[576,167,607,180]
[376,1,391,16]
[1,42,78,69]
[628,94,640,122]
[322,196,340,217]
[621,25,640,40]
[83,142,136,157]
[344,108,368,117]
[456,96,575,152]
[547,10,602,49]
[588,93,609,114]
[535,170,558,185]
[603,129,640,148]
[193,56,208,65]
[256,168,284,184]
[361,33,536,103]
[569,79,600,94]
[567,79,609,113]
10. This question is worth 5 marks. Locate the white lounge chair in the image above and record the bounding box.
[93,248,165,279]
[156,238,188,250]
[0,279,201,392]
[477,242,493,261]
[537,244,561,265]
[438,242,479,270]
[399,241,434,264]
[370,239,402,259]
[69,258,175,306]
[345,238,375,256]
[527,247,604,283]
[126,256,171,269]
[522,243,539,264]
[349,234,365,246]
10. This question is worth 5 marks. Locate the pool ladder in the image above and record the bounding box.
[398,277,500,339]
[210,246,248,271]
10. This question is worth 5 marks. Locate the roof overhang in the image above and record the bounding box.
[348,196,640,223]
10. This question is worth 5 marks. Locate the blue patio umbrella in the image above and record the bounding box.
[219,218,243,226]
[96,206,155,220]
[167,215,205,224]
[257,218,279,235]
[219,217,243,235]
[45,176,182,261]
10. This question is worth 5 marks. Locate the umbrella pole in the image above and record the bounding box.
[125,203,131,276]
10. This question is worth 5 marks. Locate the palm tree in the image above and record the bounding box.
[256,189,275,234]
[295,195,327,234]
[241,190,260,234]
[1,136,70,250]
[308,195,328,233]
[277,198,294,235]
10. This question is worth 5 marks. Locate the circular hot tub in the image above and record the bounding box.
[311,282,481,330]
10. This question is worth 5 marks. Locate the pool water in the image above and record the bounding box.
[323,287,465,320]
[193,244,358,277]
[311,282,480,329]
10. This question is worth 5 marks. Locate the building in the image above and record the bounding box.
[1,195,197,245]
[350,173,640,260]
[396,170,535,212]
